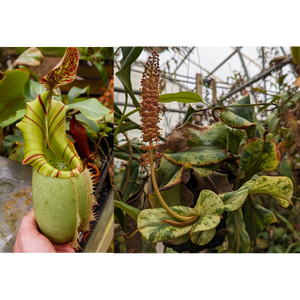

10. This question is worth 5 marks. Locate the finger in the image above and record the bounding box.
[19,209,38,233]
[53,242,75,253]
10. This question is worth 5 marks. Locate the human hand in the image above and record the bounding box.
[14,209,75,253]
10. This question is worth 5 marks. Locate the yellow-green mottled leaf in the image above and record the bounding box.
[220,181,253,212]
[227,208,250,253]
[220,95,264,138]
[167,233,191,245]
[156,156,182,188]
[194,190,224,216]
[221,175,293,211]
[249,176,293,207]
[137,206,194,243]
[185,122,244,155]
[164,147,231,167]
[192,164,219,178]
[240,137,280,178]
[191,190,224,233]
[221,95,256,135]
[190,228,216,246]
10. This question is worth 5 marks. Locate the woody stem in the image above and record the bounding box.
[149,145,195,222]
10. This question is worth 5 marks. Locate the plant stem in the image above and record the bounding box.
[149,146,195,222]
[121,132,134,197]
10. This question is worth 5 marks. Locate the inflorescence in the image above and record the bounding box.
[139,51,162,166]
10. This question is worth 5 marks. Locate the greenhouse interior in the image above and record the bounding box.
[0,46,300,254]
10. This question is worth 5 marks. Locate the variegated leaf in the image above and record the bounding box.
[227,208,250,253]
[164,146,231,167]
[191,190,224,235]
[220,95,265,138]
[137,206,194,243]
[155,156,182,188]
[220,181,254,212]
[192,164,219,178]
[194,190,224,217]
[239,137,280,178]
[249,176,293,207]
[190,228,216,246]
[220,175,293,211]
[184,122,244,154]
[164,122,244,167]
[40,47,79,90]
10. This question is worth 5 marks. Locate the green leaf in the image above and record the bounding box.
[0,109,26,128]
[291,47,300,65]
[137,206,194,243]
[74,113,99,134]
[13,47,43,67]
[227,208,250,253]
[268,245,285,253]
[183,105,197,123]
[280,159,296,190]
[160,91,203,104]
[278,74,288,87]
[290,93,300,104]
[114,200,140,221]
[120,160,140,201]
[68,86,90,104]
[0,69,30,123]
[29,79,47,100]
[148,184,182,208]
[17,91,83,178]
[115,47,143,108]
[276,213,294,233]
[251,87,267,94]
[67,98,111,120]
[93,60,107,84]
[117,121,141,133]
[243,196,277,241]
